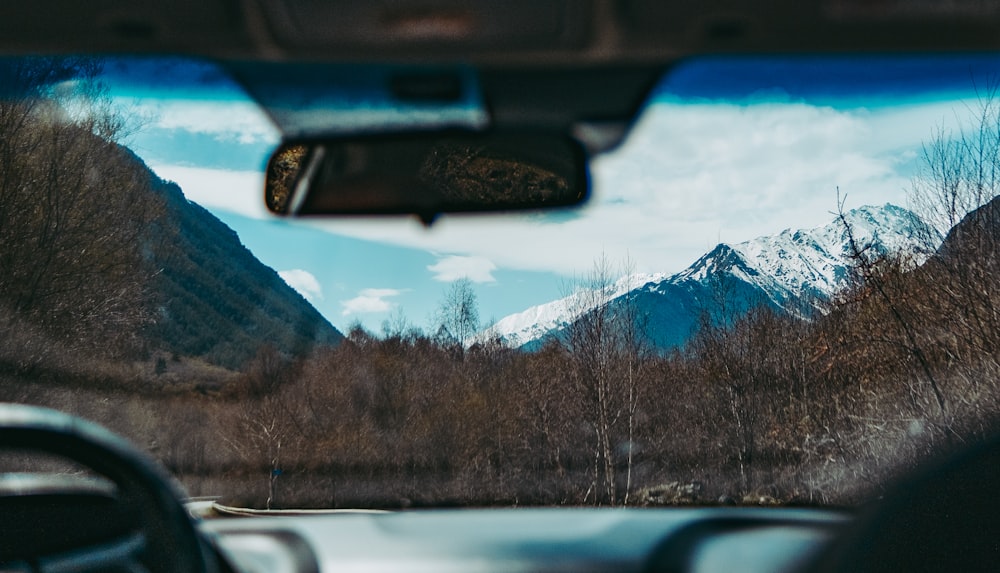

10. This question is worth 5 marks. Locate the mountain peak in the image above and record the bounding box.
[486,204,938,350]
[679,204,940,308]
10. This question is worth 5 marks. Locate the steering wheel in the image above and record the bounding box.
[0,403,212,573]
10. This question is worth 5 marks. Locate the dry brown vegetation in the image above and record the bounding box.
[10,201,997,509]
[0,58,161,364]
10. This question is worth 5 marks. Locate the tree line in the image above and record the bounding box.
[35,187,989,510]
[0,57,163,377]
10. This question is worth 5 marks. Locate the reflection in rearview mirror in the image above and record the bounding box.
[264,131,589,222]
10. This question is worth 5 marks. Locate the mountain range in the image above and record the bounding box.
[484,204,941,351]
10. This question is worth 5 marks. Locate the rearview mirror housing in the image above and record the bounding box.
[265,130,589,223]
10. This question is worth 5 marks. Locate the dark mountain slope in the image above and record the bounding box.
[914,194,1000,359]
[145,174,343,369]
[0,110,341,377]
[519,267,781,352]
[938,194,1000,261]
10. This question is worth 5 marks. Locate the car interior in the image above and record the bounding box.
[1,1,999,572]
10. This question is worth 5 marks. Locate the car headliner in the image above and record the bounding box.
[2,1,1000,62]
[5,1,998,153]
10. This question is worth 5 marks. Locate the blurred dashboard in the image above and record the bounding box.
[202,507,846,573]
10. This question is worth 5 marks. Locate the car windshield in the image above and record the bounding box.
[1,55,998,509]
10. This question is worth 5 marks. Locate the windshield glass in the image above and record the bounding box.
[1,55,998,509]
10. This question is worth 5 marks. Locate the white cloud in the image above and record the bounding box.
[427,255,497,283]
[278,269,323,302]
[160,96,981,284]
[149,164,268,219]
[341,288,405,316]
[306,98,977,278]
[124,98,279,144]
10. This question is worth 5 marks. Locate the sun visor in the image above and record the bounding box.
[225,63,489,139]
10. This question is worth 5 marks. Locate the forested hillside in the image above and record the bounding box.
[0,57,341,388]
[145,176,342,370]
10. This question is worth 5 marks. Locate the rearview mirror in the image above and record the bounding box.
[265,131,589,222]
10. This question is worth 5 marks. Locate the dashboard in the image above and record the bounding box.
[203,508,846,573]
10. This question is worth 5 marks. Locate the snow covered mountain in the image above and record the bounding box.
[484,204,941,350]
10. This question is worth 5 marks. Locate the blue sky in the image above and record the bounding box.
[106,55,1000,334]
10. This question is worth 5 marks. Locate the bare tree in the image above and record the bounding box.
[836,192,948,418]
[911,81,1000,236]
[903,86,1000,442]
[223,345,301,509]
[562,254,648,506]
[0,58,160,362]
[689,275,770,496]
[435,278,480,345]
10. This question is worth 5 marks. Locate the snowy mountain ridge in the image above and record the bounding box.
[482,204,940,349]
[485,271,669,348]
[674,203,940,310]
